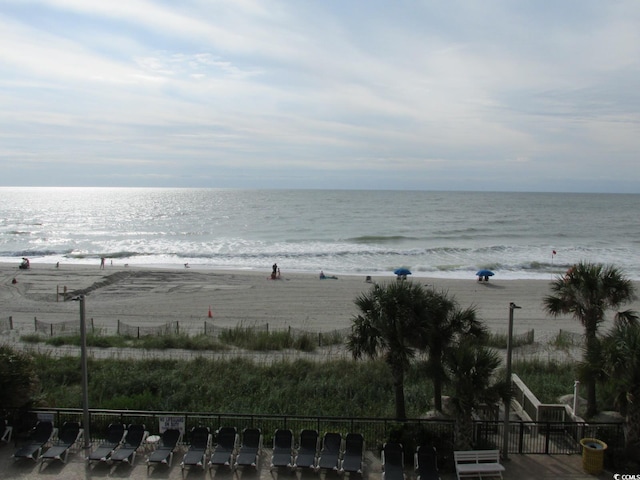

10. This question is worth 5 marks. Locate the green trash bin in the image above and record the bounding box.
[580,438,607,474]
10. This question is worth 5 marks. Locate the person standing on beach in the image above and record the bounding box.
[272,263,278,279]
[100,257,105,269]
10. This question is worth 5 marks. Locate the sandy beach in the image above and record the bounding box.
[2,262,640,346]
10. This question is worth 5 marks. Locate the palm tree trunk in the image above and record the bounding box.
[586,380,598,418]
[432,349,445,412]
[433,378,443,412]
[585,330,599,418]
[454,412,474,450]
[392,365,406,421]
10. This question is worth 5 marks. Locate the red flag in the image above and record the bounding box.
[552,250,556,256]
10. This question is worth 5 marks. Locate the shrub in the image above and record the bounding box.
[19,334,42,344]
[485,330,534,349]
[0,346,40,408]
[512,359,577,403]
[550,330,583,349]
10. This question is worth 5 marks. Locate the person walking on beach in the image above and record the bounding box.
[100,257,105,269]
[271,263,278,279]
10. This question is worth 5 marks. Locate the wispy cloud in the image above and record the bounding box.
[0,0,639,191]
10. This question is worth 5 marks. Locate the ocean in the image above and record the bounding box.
[1,187,639,280]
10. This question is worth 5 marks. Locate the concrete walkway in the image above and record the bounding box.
[0,442,615,480]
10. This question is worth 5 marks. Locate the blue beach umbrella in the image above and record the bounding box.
[476,269,494,277]
[394,268,412,276]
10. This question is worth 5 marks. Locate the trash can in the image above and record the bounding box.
[580,438,607,474]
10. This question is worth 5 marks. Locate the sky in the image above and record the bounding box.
[1,1,639,192]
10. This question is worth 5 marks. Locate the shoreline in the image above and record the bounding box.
[3,262,639,342]
[0,257,588,282]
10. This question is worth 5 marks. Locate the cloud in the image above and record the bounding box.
[0,1,639,191]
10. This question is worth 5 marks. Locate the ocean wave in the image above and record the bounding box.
[2,188,640,280]
[0,249,69,257]
[66,251,150,260]
[346,235,419,243]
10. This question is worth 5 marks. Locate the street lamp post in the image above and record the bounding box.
[502,302,521,460]
[73,295,91,449]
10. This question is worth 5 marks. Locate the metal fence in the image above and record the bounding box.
[15,408,623,463]
[22,408,447,448]
[474,420,624,455]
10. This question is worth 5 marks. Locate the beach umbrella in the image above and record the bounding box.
[476,269,495,277]
[394,268,412,276]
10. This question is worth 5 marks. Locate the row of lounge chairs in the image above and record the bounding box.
[272,429,365,474]
[382,443,440,480]
[179,427,365,477]
[11,421,438,479]
[12,421,151,471]
[11,421,84,470]
[86,423,149,466]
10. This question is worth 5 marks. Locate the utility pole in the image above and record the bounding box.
[502,302,521,460]
[75,295,91,449]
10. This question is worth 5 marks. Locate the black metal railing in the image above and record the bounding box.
[14,408,623,456]
[473,420,624,455]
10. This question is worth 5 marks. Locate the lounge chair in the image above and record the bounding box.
[109,423,148,466]
[234,427,262,470]
[180,426,211,475]
[317,432,342,471]
[293,429,319,470]
[86,423,126,464]
[146,428,182,474]
[13,420,55,462]
[340,433,365,475]
[414,446,440,480]
[382,442,405,480]
[39,421,83,469]
[270,428,294,471]
[208,426,238,470]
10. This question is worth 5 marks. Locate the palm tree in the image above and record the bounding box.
[347,281,430,420]
[543,262,637,417]
[601,321,640,449]
[446,340,508,450]
[420,289,487,412]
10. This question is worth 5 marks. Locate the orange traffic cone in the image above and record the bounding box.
[208,306,213,318]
